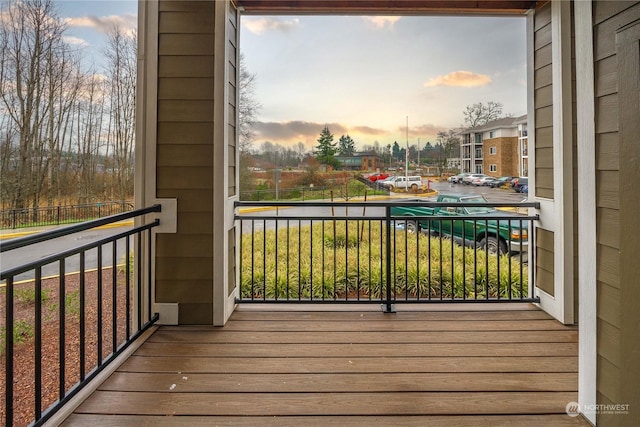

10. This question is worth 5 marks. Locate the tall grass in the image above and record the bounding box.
[240,220,528,301]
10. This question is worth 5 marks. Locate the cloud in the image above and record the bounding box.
[243,17,300,35]
[410,124,448,136]
[63,36,89,46]
[65,14,137,35]
[362,16,401,29]
[424,71,492,88]
[254,121,347,141]
[351,126,387,135]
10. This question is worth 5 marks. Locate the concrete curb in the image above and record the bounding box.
[0,220,135,240]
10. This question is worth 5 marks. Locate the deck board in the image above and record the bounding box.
[63,414,590,427]
[63,305,590,426]
[134,341,578,357]
[149,329,578,343]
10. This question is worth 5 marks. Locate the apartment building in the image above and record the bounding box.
[459,115,528,177]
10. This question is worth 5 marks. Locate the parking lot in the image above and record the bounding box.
[413,179,529,204]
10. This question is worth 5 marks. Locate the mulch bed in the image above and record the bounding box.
[1,268,132,426]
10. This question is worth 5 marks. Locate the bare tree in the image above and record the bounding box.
[436,129,461,172]
[74,72,107,203]
[294,141,306,163]
[238,53,261,152]
[104,25,136,201]
[463,101,504,128]
[0,0,76,209]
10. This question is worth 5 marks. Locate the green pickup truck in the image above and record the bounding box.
[391,194,529,254]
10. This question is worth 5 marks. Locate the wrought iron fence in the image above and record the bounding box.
[240,184,390,202]
[0,201,134,229]
[235,199,540,311]
[0,205,160,427]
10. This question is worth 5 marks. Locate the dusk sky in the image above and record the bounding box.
[54,2,527,152]
[241,14,527,151]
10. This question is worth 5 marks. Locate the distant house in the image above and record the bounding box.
[335,151,382,171]
[459,115,528,177]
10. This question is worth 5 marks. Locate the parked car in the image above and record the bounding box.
[367,173,389,182]
[488,176,515,188]
[513,177,529,193]
[448,173,470,184]
[379,175,424,191]
[390,194,529,254]
[472,176,497,186]
[462,173,487,185]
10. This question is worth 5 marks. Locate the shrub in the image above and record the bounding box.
[240,221,528,300]
[14,287,50,305]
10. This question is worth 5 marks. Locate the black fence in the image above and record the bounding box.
[235,200,540,311]
[240,185,389,202]
[0,201,134,229]
[0,205,161,427]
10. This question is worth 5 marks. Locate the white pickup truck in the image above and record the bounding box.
[379,175,424,191]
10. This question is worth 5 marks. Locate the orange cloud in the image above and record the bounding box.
[424,71,492,88]
[65,14,137,35]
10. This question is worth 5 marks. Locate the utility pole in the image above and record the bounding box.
[405,116,409,179]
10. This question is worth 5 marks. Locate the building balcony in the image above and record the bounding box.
[60,304,584,426]
[1,201,589,426]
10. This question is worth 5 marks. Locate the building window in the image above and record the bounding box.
[489,131,496,138]
[489,147,497,155]
[475,164,483,174]
[490,164,497,172]
[475,149,482,158]
[474,134,482,144]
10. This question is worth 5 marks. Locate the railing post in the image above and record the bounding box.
[383,205,395,313]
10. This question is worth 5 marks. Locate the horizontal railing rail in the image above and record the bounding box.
[240,184,389,202]
[0,204,161,252]
[235,200,539,310]
[1,205,161,427]
[0,201,134,230]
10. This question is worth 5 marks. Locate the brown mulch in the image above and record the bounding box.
[1,268,132,427]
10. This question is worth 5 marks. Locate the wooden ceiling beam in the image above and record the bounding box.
[237,1,537,15]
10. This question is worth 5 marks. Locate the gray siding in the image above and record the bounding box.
[227,5,238,197]
[156,0,216,324]
[535,227,554,297]
[534,2,554,199]
[592,2,640,425]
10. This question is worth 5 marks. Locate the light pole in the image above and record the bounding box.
[405,116,409,179]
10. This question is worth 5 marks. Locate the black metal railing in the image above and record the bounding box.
[240,185,389,202]
[235,200,539,311]
[0,201,134,230]
[0,205,161,427]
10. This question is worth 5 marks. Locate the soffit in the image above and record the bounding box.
[237,1,537,16]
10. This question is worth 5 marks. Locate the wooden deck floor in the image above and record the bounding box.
[62,304,590,426]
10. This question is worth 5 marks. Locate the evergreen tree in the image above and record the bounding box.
[392,141,401,161]
[314,126,339,167]
[337,134,356,156]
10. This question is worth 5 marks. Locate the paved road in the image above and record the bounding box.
[1,225,133,283]
[2,182,528,282]
[237,181,529,233]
